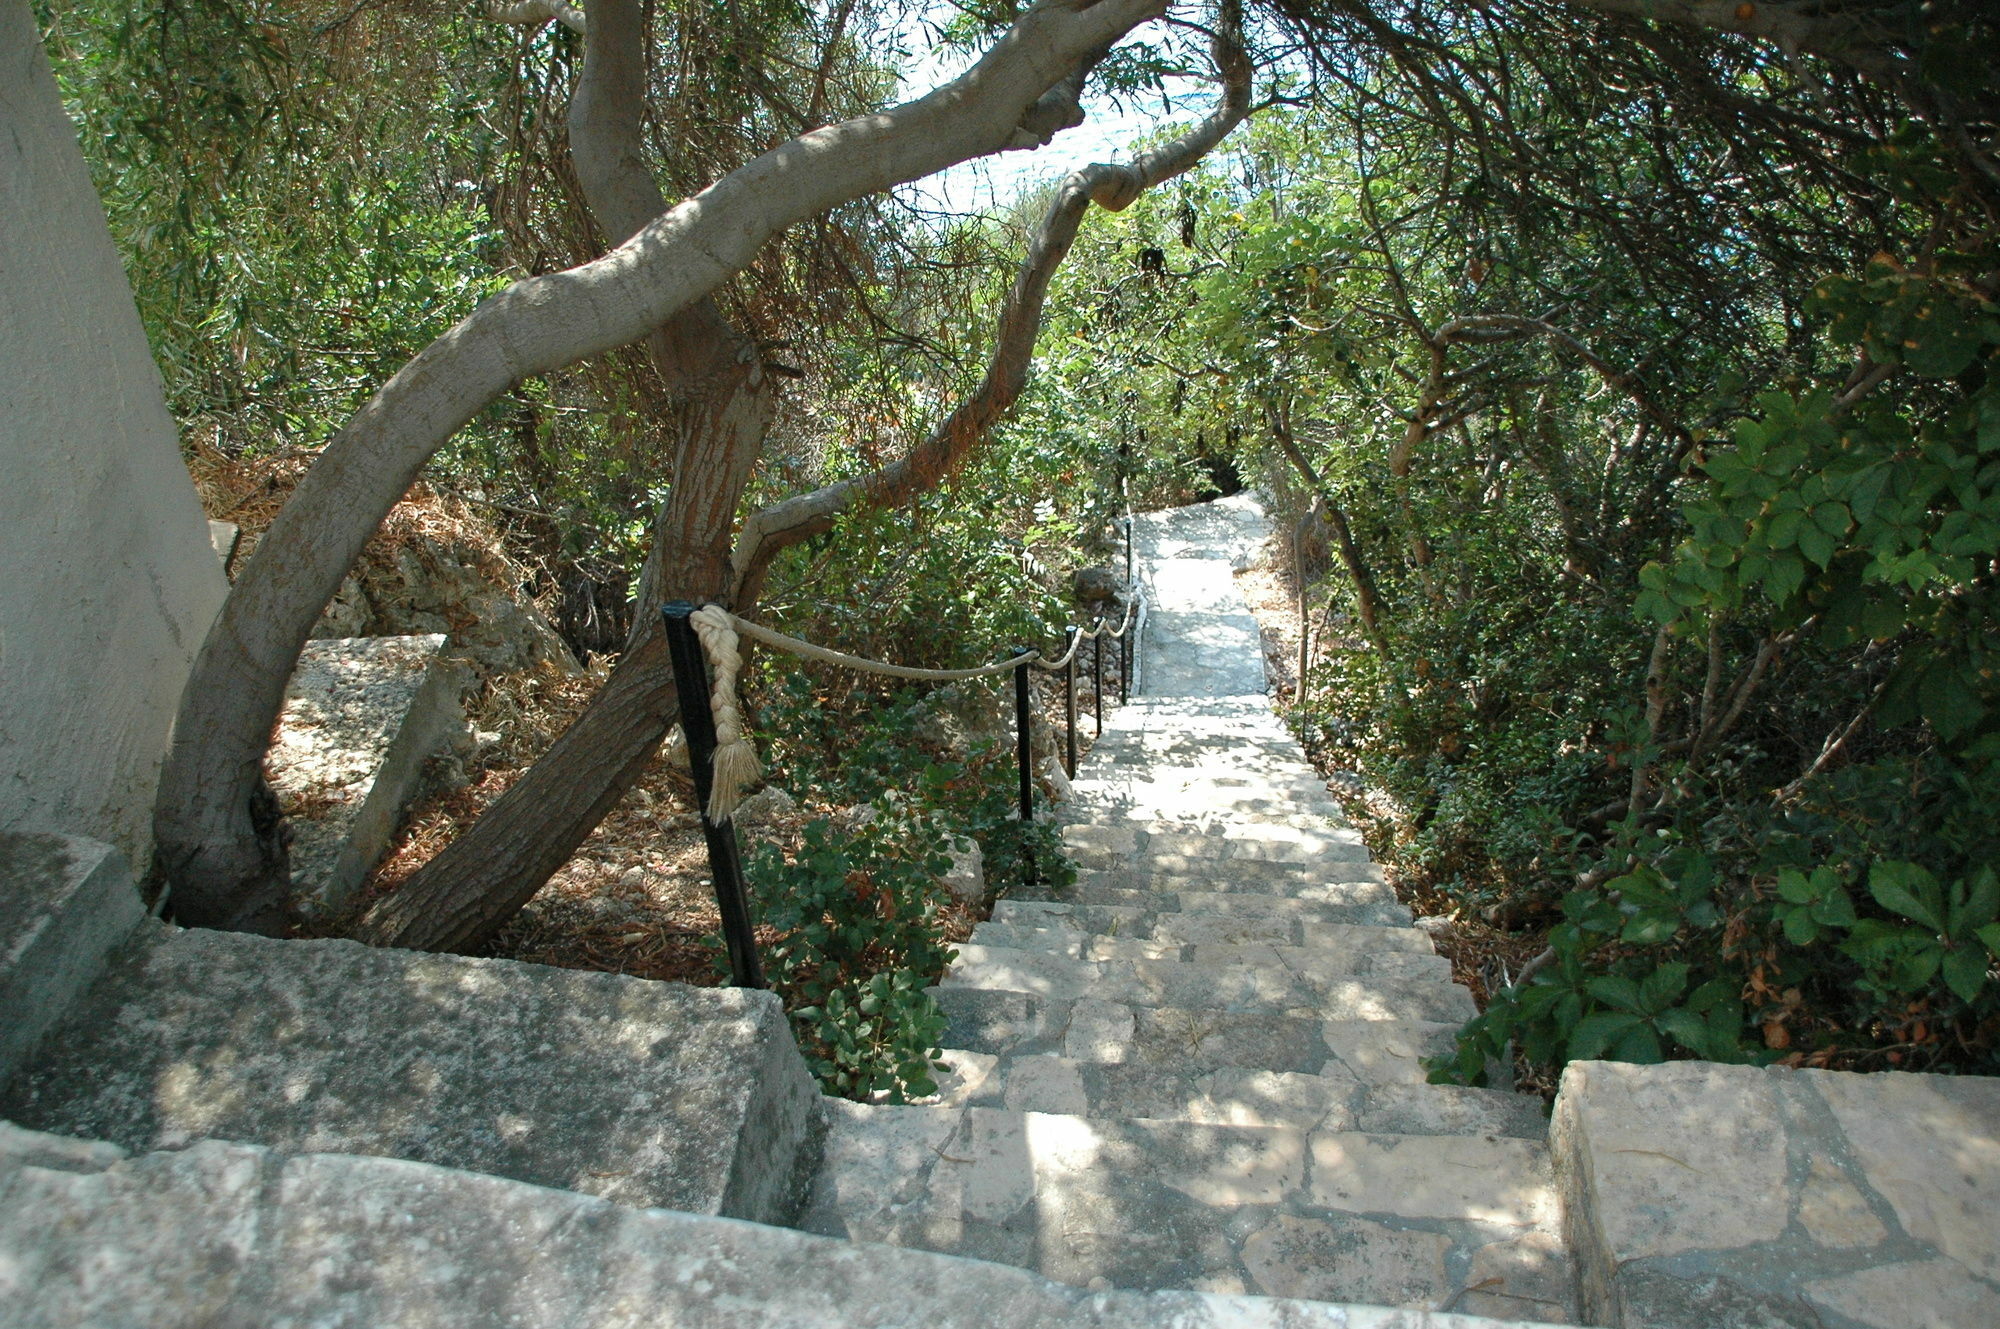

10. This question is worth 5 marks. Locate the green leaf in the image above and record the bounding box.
[1612,1023,1665,1063]
[1783,909,1820,945]
[1871,862,1945,932]
[1569,1011,1644,1060]
[1653,1007,1709,1053]
[1977,923,2000,957]
[1941,945,1989,1004]
[1640,962,1690,1012]
[1587,975,1646,1013]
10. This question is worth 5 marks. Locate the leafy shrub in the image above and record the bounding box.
[739,805,955,1101]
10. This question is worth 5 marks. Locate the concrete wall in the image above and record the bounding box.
[0,0,228,872]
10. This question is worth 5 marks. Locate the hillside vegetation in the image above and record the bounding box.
[36,0,2000,1091]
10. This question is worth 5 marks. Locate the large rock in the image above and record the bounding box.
[1553,1058,2000,1328]
[269,634,468,924]
[0,1122,1533,1329]
[0,927,820,1223]
[0,833,144,1089]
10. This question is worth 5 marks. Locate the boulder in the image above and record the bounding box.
[1072,566,1122,605]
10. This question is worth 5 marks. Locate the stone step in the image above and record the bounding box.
[1072,861,1392,897]
[1063,795,1349,832]
[1019,879,1404,921]
[1065,824,1374,869]
[1,1123,1478,1329]
[935,988,1465,1085]
[804,1102,1572,1321]
[930,1050,1546,1139]
[996,887,1409,933]
[942,945,1473,1023]
[0,923,818,1222]
[967,921,1442,972]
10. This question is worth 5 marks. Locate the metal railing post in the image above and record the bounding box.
[662,602,766,990]
[1093,621,1105,738]
[1125,515,1134,587]
[1063,627,1078,779]
[1013,652,1037,885]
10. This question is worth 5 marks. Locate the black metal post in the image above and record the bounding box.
[1125,515,1134,587]
[1014,654,1037,885]
[1093,623,1104,737]
[1063,628,1078,779]
[662,602,766,990]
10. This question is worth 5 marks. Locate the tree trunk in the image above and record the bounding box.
[152,0,1166,930]
[352,0,776,953]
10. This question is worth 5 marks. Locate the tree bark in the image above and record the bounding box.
[352,0,777,952]
[153,0,1168,930]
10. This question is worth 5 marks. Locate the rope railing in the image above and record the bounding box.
[662,515,1146,987]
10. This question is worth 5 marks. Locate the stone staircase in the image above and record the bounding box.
[803,694,1572,1323]
[801,495,1574,1323]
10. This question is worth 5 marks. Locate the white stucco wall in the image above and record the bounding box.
[0,0,228,872]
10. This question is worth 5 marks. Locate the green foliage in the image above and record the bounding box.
[740,807,955,1101]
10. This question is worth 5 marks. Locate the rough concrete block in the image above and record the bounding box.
[267,634,466,922]
[1552,1058,2000,1328]
[1,928,819,1222]
[0,1123,1554,1329]
[0,832,144,1089]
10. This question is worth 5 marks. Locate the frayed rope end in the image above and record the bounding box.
[689,604,762,823]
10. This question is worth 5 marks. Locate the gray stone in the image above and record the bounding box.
[1803,1066,2000,1283]
[731,784,796,828]
[1074,566,1123,604]
[1242,1212,1454,1307]
[206,519,240,571]
[943,834,985,904]
[0,833,145,1089]
[0,1124,1531,1329]
[269,634,468,923]
[1,928,818,1222]
[1551,1058,2000,1329]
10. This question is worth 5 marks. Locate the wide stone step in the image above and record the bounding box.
[1064,797,1350,832]
[967,921,1443,972]
[931,1050,1546,1140]
[942,944,1473,1023]
[0,923,818,1222]
[1054,863,1394,900]
[1066,824,1374,869]
[804,1102,1572,1321]
[2,1123,1459,1329]
[935,988,1465,1085]
[996,887,1409,932]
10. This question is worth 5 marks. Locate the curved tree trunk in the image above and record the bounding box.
[153,0,1166,930]
[360,0,1252,953]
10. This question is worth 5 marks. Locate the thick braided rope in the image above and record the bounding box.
[689,605,763,822]
[685,588,1145,817]
[721,612,1039,680]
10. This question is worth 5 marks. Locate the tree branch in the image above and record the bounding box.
[729,0,1252,603]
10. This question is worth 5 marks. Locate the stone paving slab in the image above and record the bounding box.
[1553,1058,2000,1328]
[0,925,819,1221]
[945,945,1474,1023]
[805,1103,1571,1320]
[0,1123,1555,1329]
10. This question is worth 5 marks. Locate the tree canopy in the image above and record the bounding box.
[34,0,2000,1081]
